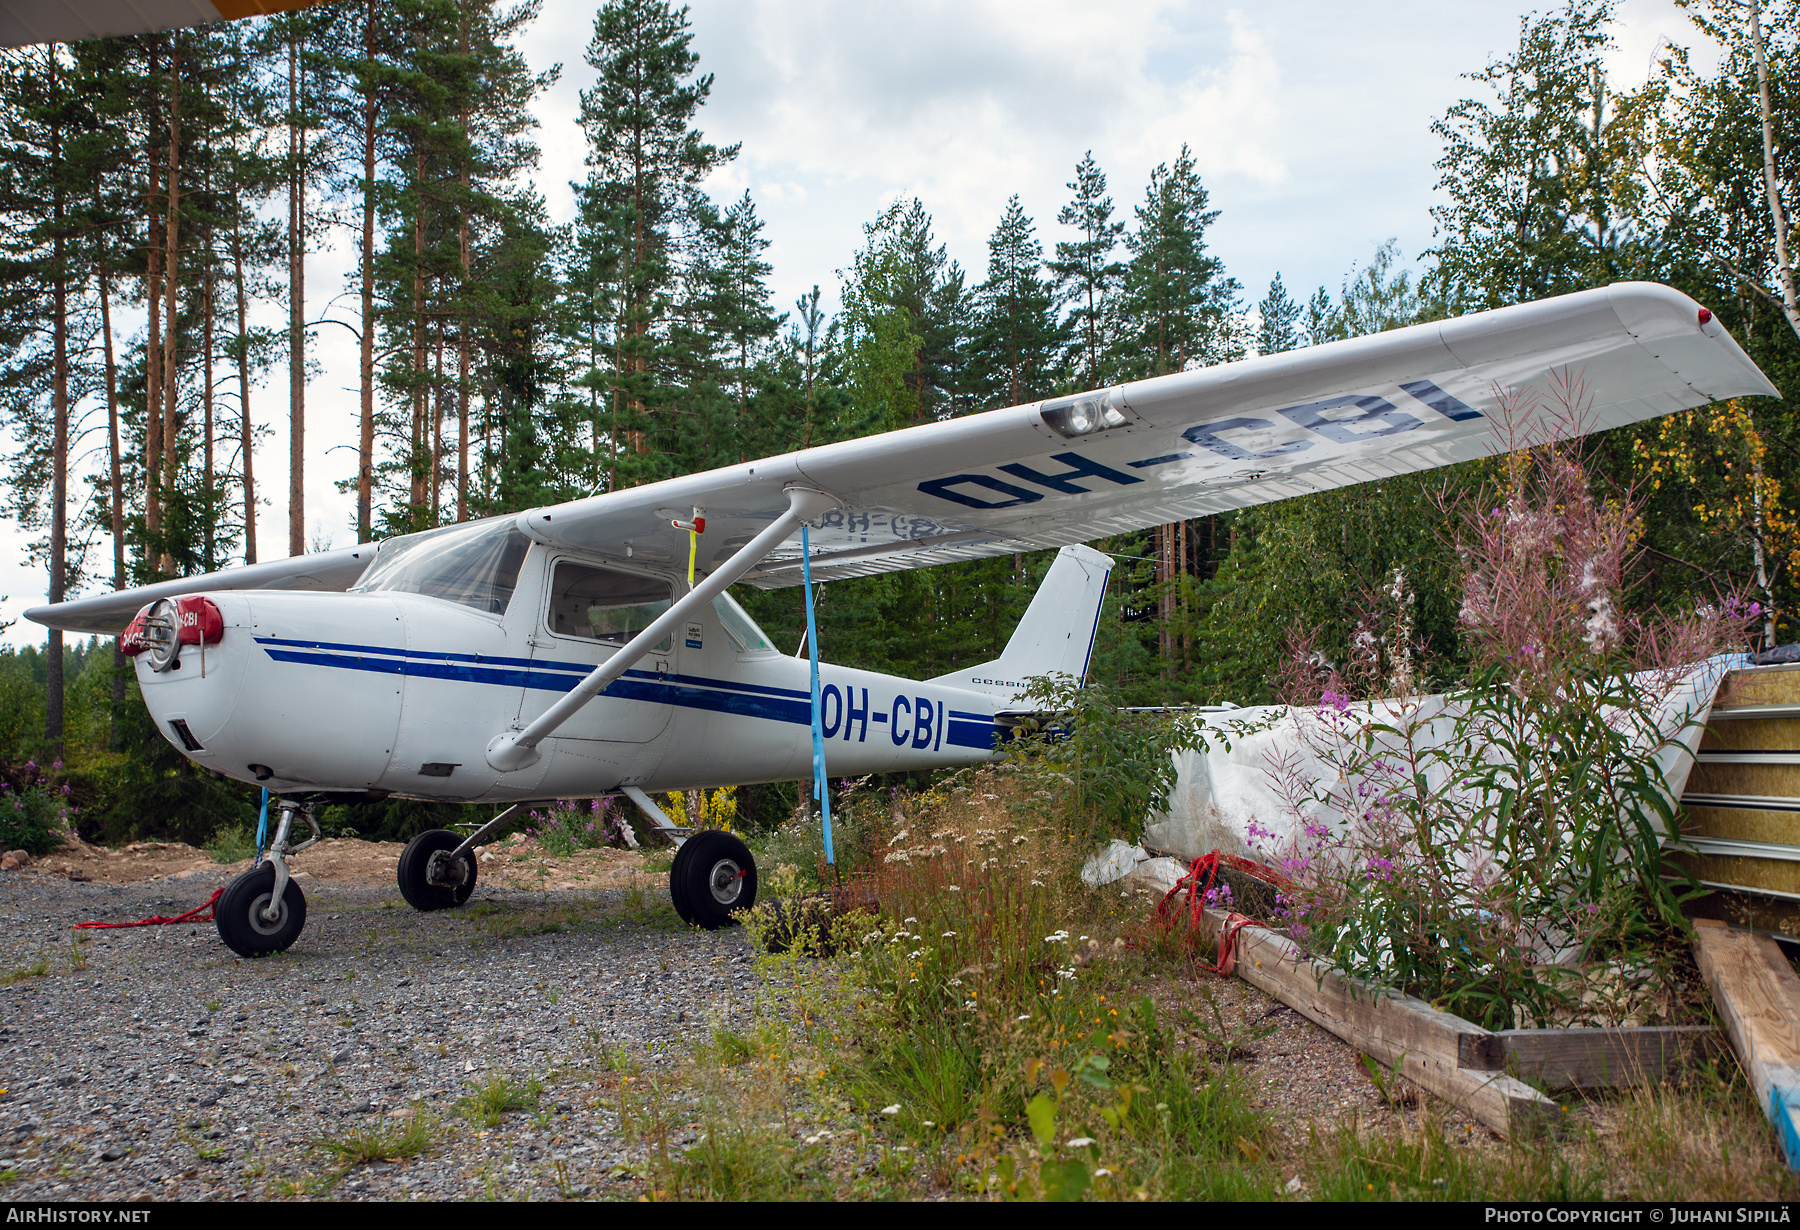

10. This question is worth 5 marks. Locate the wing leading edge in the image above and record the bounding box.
[25,281,1778,635]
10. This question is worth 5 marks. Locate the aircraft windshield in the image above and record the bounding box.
[353,519,531,615]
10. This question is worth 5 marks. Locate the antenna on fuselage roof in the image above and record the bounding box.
[793,582,826,658]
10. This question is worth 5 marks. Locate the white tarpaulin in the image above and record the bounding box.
[1142,656,1743,866]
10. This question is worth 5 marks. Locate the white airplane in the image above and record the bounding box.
[27,282,1779,956]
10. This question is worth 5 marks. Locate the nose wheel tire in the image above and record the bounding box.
[397,828,478,911]
[669,830,757,929]
[216,863,307,958]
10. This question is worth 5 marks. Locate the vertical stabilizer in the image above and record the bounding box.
[926,544,1112,706]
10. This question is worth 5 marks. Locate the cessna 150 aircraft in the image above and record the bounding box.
[6,0,1784,956]
[25,281,1781,956]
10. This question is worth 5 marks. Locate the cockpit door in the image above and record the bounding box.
[516,556,677,744]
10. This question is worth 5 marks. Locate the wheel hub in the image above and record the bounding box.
[426,850,469,889]
[707,858,743,906]
[246,891,287,937]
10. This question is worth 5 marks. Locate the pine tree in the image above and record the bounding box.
[1256,273,1302,355]
[839,198,971,429]
[1120,145,1241,378]
[972,195,1064,410]
[1049,151,1124,390]
[0,44,106,755]
[371,0,551,532]
[575,0,737,490]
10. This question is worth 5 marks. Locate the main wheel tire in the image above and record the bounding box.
[669,830,756,929]
[397,829,477,911]
[668,838,695,923]
[216,863,307,958]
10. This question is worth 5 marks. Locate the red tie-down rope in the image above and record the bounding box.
[73,888,222,931]
[1154,849,1294,977]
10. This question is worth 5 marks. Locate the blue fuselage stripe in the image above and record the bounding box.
[257,641,1000,747]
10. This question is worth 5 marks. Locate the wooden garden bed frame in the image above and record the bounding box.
[1192,907,1716,1140]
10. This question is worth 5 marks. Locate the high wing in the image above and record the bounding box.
[27,281,1777,636]
[1,0,327,49]
[521,281,1776,586]
[34,544,373,636]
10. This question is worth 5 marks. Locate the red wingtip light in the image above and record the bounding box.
[1699,307,1713,325]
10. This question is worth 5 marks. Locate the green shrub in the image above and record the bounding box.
[0,763,72,855]
[1009,674,1201,840]
[204,824,256,863]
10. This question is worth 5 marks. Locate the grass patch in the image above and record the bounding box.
[457,1073,542,1127]
[594,759,1800,1202]
[307,1109,436,1168]
[0,955,50,986]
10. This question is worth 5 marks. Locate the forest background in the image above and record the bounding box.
[0,0,1795,843]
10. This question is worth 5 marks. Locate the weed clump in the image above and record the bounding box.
[456,1073,542,1128]
[306,1109,436,1168]
[0,762,72,856]
[1246,380,1757,1030]
[754,763,1278,1198]
[204,824,255,863]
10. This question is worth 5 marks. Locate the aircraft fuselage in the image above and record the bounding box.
[135,542,1002,803]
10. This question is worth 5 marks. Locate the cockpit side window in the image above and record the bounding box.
[547,560,673,650]
[712,591,775,654]
[351,519,530,615]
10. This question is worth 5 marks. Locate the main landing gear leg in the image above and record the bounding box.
[216,799,319,958]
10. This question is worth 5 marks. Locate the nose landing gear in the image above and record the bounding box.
[216,799,319,958]
[215,862,306,956]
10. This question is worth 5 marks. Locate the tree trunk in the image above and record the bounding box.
[232,212,256,564]
[98,268,125,715]
[160,44,182,576]
[202,216,215,572]
[144,45,163,559]
[411,150,426,518]
[457,10,471,522]
[1750,0,1800,341]
[358,0,376,541]
[46,50,66,757]
[288,38,305,557]
[431,339,443,523]
[458,207,470,522]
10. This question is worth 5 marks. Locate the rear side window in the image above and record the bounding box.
[548,561,673,649]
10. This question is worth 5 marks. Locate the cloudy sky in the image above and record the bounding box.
[7,0,1715,646]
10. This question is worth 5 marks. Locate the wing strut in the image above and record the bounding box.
[485,485,838,772]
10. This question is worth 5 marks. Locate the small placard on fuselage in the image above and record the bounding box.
[685,622,703,649]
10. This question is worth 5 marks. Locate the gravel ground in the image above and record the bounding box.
[0,852,1508,1202]
[1139,966,1489,1144]
[0,862,764,1201]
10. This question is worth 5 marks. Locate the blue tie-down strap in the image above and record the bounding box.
[802,525,834,867]
[1770,1082,1800,1171]
[254,788,269,867]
